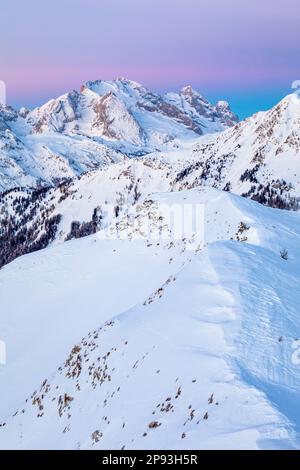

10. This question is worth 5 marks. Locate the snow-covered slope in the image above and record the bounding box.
[1,188,300,450]
[0,103,127,191]
[0,158,173,267]
[163,94,300,209]
[0,80,237,192]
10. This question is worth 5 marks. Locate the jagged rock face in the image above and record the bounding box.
[18,107,29,119]
[29,91,81,134]
[253,96,300,153]
[165,85,239,132]
[91,92,144,144]
[215,100,238,127]
[137,92,205,135]
[180,85,216,119]
[0,105,18,132]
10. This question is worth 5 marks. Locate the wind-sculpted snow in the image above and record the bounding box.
[1,188,300,449]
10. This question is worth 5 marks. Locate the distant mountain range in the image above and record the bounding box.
[1,89,300,268]
[0,78,238,191]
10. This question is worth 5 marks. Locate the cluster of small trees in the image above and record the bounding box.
[242,181,299,211]
[175,153,235,187]
[65,220,97,241]
[65,206,104,241]
[0,187,61,268]
[240,164,260,184]
[175,161,203,183]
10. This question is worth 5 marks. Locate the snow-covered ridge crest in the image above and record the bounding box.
[1,187,300,449]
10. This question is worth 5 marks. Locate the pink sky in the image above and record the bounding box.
[1,0,299,117]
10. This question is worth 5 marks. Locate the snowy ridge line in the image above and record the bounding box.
[1,188,300,448]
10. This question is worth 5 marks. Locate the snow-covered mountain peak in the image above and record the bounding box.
[84,78,147,104]
[165,85,239,132]
[279,92,300,107]
[24,78,238,143]
[233,92,300,147]
[18,107,30,119]
[180,84,207,101]
[28,90,81,134]
[268,93,300,128]
[216,100,231,112]
[89,90,144,144]
[215,100,238,127]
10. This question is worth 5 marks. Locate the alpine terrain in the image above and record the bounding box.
[1,81,300,450]
[0,78,237,192]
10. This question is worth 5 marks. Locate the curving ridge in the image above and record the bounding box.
[0,188,300,449]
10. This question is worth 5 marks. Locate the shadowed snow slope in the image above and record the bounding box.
[0,188,300,449]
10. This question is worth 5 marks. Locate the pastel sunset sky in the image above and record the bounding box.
[1,0,299,117]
